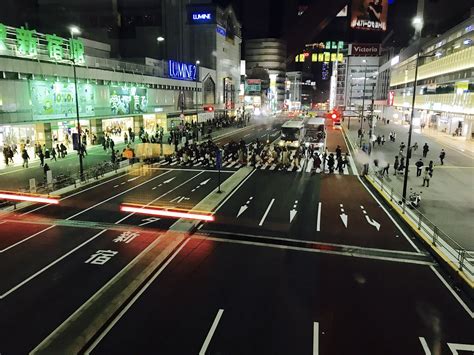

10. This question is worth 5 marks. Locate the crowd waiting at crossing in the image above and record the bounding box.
[164,137,350,174]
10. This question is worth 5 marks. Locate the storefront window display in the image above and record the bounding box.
[0,125,36,147]
[102,117,133,139]
[143,114,167,134]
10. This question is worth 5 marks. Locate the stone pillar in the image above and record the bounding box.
[35,123,53,149]
[133,115,144,135]
[89,118,104,145]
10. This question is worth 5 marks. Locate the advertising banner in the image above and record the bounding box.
[30,80,95,120]
[351,0,388,31]
[245,79,261,94]
[349,43,381,56]
[110,86,148,115]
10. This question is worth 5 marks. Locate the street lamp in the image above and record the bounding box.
[69,25,84,180]
[359,59,368,146]
[402,16,431,202]
[156,36,165,59]
[195,60,200,124]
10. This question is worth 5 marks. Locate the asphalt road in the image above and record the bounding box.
[0,167,231,354]
[86,237,474,355]
[1,116,472,354]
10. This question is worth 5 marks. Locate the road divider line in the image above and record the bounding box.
[199,309,224,355]
[0,229,107,299]
[259,198,275,226]
[115,171,204,224]
[313,322,319,355]
[0,225,56,253]
[211,169,256,214]
[418,337,431,354]
[316,202,322,232]
[82,238,191,354]
[65,170,173,221]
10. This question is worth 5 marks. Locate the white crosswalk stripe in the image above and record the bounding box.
[306,159,313,173]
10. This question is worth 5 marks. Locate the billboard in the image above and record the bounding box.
[351,0,388,31]
[30,80,95,120]
[245,79,261,94]
[110,86,147,115]
[348,43,380,56]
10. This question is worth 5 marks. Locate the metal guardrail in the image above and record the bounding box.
[342,126,474,285]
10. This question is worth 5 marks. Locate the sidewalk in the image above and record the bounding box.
[343,118,474,250]
[0,119,260,192]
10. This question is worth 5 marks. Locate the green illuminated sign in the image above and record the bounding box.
[0,23,85,64]
[0,23,6,50]
[46,34,64,61]
[69,38,85,64]
[16,26,38,56]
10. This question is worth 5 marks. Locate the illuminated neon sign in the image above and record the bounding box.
[168,60,197,81]
[192,13,212,21]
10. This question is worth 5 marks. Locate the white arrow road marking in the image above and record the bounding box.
[192,178,212,192]
[419,337,431,355]
[339,203,348,228]
[259,198,275,226]
[139,217,161,226]
[290,200,298,223]
[237,196,253,217]
[360,205,381,231]
[169,196,190,203]
[447,342,474,353]
[316,202,322,231]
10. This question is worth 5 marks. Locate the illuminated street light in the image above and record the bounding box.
[157,36,165,42]
[69,26,81,35]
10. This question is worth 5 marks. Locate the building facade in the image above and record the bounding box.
[245,38,286,110]
[380,14,473,140]
[0,23,216,150]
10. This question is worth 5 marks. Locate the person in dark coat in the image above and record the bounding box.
[415,159,424,177]
[439,149,446,165]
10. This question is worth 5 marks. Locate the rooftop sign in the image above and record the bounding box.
[0,23,85,64]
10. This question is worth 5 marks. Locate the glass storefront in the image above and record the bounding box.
[102,117,133,136]
[0,124,36,147]
[143,113,167,134]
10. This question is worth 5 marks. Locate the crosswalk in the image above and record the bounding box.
[153,154,354,175]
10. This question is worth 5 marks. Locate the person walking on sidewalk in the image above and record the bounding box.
[50,146,57,161]
[422,167,431,187]
[415,158,424,177]
[439,149,446,165]
[428,160,434,177]
[21,148,30,168]
[381,135,385,145]
[38,150,45,167]
[393,156,399,175]
[382,162,390,176]
[398,157,405,175]
[422,143,429,158]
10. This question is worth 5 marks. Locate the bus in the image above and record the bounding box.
[304,117,326,151]
[279,120,305,148]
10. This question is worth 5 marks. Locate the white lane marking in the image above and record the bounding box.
[429,266,473,318]
[20,173,131,216]
[84,239,191,354]
[120,182,126,185]
[116,171,205,224]
[194,235,433,265]
[313,322,319,355]
[419,337,431,354]
[316,202,322,232]
[211,169,257,215]
[0,225,56,253]
[113,185,119,188]
[356,174,421,253]
[447,343,474,353]
[66,170,173,221]
[243,133,251,138]
[259,198,275,226]
[127,176,140,182]
[0,230,108,299]
[199,309,224,355]
[138,217,161,226]
[360,205,380,231]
